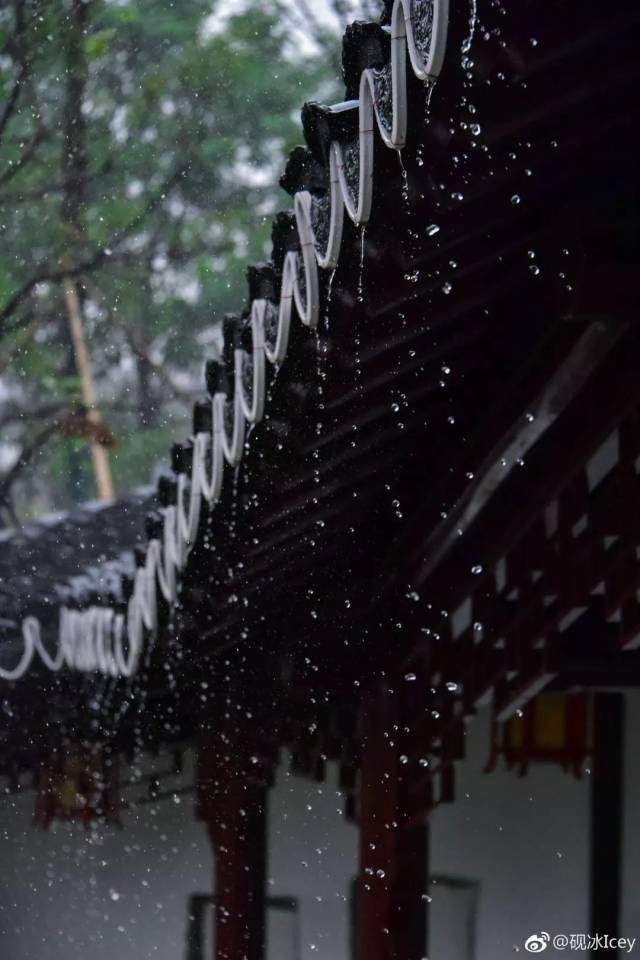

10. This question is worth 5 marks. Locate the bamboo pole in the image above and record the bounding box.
[63,277,114,501]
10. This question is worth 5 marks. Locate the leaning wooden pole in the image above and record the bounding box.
[63,278,114,501]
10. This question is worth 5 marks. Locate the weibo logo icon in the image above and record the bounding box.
[525,933,550,953]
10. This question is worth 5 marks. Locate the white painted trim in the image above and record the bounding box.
[1,0,448,681]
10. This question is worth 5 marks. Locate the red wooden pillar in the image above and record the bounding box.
[590,693,623,946]
[356,684,428,960]
[395,820,429,958]
[198,728,269,960]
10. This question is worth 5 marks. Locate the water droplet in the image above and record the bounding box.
[442,282,452,295]
[471,564,483,575]
[357,225,367,302]
[510,194,521,205]
[405,672,417,682]
[427,223,440,236]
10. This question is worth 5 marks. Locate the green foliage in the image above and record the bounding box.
[0,0,348,520]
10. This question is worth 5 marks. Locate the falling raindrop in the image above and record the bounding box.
[357,225,367,303]
[397,150,410,209]
[324,266,337,332]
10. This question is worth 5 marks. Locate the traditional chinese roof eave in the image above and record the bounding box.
[1,0,640,786]
[0,489,152,626]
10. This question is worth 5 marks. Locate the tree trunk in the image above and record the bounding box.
[136,351,158,428]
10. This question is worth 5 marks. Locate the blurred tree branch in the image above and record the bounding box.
[0,0,30,146]
[0,126,46,189]
[81,276,196,406]
[0,421,59,519]
[0,164,188,335]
